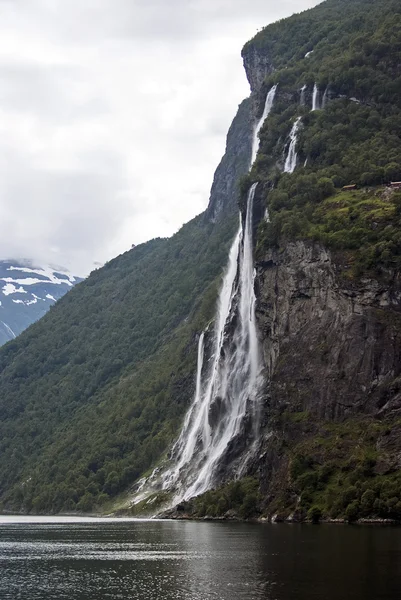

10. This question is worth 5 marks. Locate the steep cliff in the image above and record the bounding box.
[253,241,401,519]
[1,0,401,521]
[205,98,252,221]
[164,0,401,522]
[240,0,401,521]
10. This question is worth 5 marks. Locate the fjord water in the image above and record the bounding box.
[1,517,401,600]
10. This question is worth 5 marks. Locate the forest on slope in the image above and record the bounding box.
[0,215,239,513]
[243,0,401,273]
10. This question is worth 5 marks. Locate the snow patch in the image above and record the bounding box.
[46,294,56,301]
[2,283,27,296]
[7,265,75,285]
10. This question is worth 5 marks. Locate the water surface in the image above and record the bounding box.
[0,516,400,599]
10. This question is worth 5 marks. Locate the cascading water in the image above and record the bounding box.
[251,85,277,164]
[166,183,262,501]
[284,117,301,174]
[132,86,278,507]
[312,83,320,111]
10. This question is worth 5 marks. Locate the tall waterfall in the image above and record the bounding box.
[284,117,301,174]
[133,87,277,506]
[163,183,261,500]
[251,85,277,164]
[312,83,320,111]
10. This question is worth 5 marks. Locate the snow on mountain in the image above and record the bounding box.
[0,259,83,346]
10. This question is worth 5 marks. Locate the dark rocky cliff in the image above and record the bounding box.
[205,98,252,222]
[161,0,401,523]
[253,242,401,516]
[239,6,401,519]
[257,241,401,421]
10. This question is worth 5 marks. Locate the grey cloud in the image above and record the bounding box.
[15,0,318,43]
[0,0,320,275]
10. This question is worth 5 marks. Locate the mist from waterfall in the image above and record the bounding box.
[284,117,301,174]
[133,86,278,506]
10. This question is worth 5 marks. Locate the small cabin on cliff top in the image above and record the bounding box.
[342,184,357,191]
[390,182,401,189]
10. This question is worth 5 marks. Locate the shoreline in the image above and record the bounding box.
[1,509,399,526]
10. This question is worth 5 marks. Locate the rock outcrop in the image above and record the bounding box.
[205,98,252,222]
[250,241,401,515]
[257,242,401,420]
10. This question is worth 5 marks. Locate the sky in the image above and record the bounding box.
[0,0,321,276]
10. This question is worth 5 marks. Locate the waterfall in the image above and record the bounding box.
[284,117,301,174]
[158,183,262,501]
[132,86,277,507]
[251,84,277,164]
[312,83,320,111]
[160,231,240,495]
[300,85,307,106]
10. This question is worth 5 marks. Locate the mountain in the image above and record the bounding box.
[1,0,401,522]
[0,260,82,346]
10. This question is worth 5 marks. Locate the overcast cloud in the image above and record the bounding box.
[0,0,321,275]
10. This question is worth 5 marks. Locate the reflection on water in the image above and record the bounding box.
[0,516,401,599]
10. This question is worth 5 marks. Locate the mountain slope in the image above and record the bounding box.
[0,260,81,346]
[178,0,401,522]
[0,99,251,514]
[1,0,401,521]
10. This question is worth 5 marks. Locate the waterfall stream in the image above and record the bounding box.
[251,85,277,164]
[133,86,277,506]
[284,117,301,174]
[312,83,320,111]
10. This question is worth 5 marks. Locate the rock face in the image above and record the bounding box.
[205,98,253,222]
[256,242,401,420]
[251,241,401,512]
[242,44,273,95]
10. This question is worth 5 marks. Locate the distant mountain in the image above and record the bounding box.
[0,260,82,345]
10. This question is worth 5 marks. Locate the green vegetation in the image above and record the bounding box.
[241,0,401,272]
[179,478,261,519]
[258,186,401,275]
[1,0,401,519]
[284,418,401,522]
[0,214,237,514]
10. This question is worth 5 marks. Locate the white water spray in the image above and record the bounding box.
[284,117,301,174]
[251,85,277,164]
[312,83,320,111]
[175,185,262,499]
[132,87,279,506]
